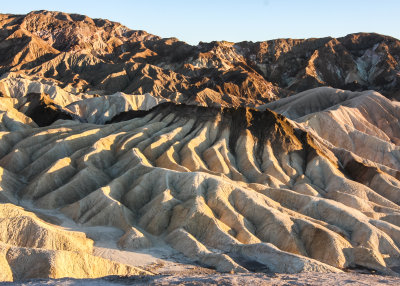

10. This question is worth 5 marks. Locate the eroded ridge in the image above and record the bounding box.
[0,100,399,279]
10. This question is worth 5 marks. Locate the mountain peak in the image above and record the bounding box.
[0,10,399,103]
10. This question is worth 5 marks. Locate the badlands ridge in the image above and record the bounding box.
[0,11,399,283]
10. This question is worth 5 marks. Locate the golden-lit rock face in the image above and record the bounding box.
[0,86,399,281]
[0,10,400,282]
[0,189,151,281]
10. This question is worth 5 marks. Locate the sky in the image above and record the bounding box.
[1,0,399,45]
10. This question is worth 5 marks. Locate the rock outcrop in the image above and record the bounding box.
[0,180,151,281]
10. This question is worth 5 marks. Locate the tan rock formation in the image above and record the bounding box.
[0,88,399,281]
[0,242,150,281]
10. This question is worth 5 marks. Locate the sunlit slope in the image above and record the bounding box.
[0,90,398,279]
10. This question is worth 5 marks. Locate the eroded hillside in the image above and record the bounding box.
[0,10,399,282]
[0,85,399,281]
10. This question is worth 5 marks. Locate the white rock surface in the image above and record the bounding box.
[65,92,166,124]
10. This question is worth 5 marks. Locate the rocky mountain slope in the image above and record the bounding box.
[0,10,400,106]
[0,10,399,283]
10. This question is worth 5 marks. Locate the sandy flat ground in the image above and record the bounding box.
[1,272,400,286]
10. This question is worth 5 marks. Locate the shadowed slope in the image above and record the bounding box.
[22,93,74,126]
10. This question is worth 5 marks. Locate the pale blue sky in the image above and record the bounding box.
[1,0,398,44]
